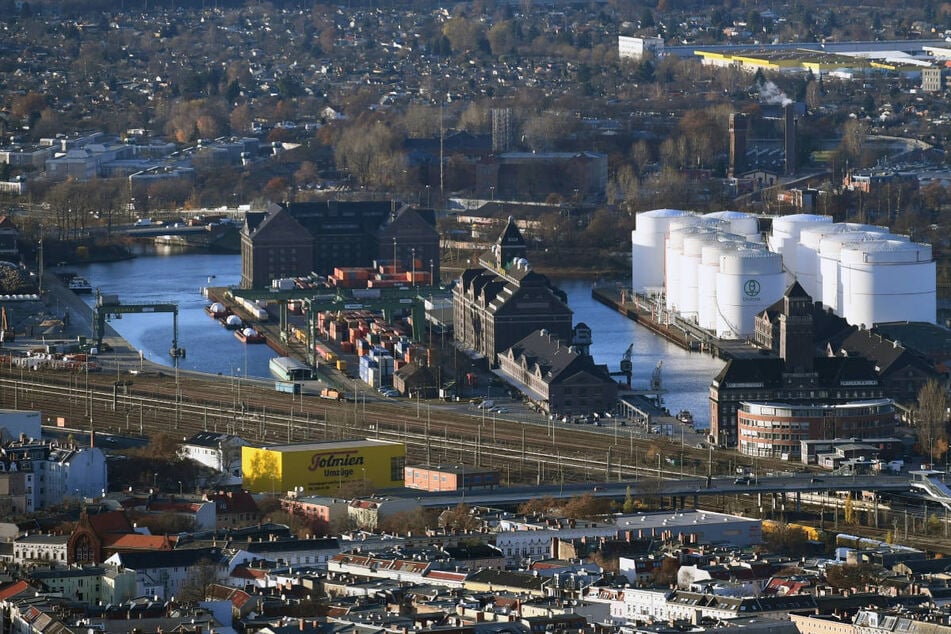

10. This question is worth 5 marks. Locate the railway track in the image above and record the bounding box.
[0,365,769,487]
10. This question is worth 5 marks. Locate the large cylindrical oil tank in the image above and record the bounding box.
[715,248,786,339]
[705,211,761,243]
[767,214,833,282]
[818,231,900,312]
[632,209,694,293]
[839,240,935,326]
[664,220,703,310]
[699,241,740,331]
[796,223,891,301]
[680,232,719,319]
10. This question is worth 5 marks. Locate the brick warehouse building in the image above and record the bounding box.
[240,200,439,289]
[453,218,572,366]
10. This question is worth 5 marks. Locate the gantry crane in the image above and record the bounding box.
[92,291,185,360]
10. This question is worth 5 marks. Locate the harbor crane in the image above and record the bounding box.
[650,360,663,391]
[609,343,634,387]
[92,291,185,361]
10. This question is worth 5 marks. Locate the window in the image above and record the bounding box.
[390,456,405,481]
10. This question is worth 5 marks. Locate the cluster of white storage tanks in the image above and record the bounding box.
[776,214,935,327]
[631,209,937,339]
[631,209,784,340]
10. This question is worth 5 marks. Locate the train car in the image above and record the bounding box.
[275,381,302,394]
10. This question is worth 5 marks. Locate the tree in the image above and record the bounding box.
[0,264,30,294]
[825,563,880,589]
[844,493,856,526]
[518,496,558,516]
[622,486,635,513]
[378,509,437,534]
[487,21,516,56]
[652,556,680,586]
[333,120,403,188]
[561,493,614,520]
[840,118,869,167]
[763,522,811,556]
[439,503,482,532]
[916,379,949,462]
[442,16,483,53]
[177,557,220,603]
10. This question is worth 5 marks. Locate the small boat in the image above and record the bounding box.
[205,302,229,319]
[235,327,265,344]
[677,410,694,425]
[67,276,92,294]
[221,314,243,330]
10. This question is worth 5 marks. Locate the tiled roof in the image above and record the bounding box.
[87,510,135,535]
[103,533,172,551]
[0,580,33,601]
[111,546,220,569]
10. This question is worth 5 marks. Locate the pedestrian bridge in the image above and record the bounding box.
[909,470,951,510]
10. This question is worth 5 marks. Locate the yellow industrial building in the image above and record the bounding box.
[242,439,405,494]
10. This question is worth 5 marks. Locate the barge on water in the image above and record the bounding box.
[235,327,266,344]
[270,356,314,381]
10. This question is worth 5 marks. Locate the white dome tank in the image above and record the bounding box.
[715,248,786,339]
[665,222,707,311]
[839,239,935,326]
[796,223,892,301]
[705,211,761,242]
[680,232,719,319]
[767,214,833,281]
[632,209,695,293]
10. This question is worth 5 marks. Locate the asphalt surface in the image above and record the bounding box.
[3,271,152,373]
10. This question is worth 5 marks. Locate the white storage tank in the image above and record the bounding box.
[632,209,695,293]
[818,231,899,313]
[704,211,761,242]
[767,214,833,281]
[680,232,720,319]
[664,220,703,310]
[796,223,892,301]
[716,248,786,339]
[839,239,935,326]
[699,241,741,331]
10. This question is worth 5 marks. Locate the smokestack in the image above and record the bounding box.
[784,103,797,176]
[729,113,748,177]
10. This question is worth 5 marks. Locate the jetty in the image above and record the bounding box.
[591,286,761,361]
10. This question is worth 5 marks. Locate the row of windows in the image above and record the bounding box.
[742,431,806,441]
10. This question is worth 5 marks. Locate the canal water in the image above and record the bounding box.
[75,249,724,427]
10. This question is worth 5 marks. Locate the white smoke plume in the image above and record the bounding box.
[757,80,793,106]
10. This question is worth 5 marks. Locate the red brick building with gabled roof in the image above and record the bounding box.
[67,509,173,564]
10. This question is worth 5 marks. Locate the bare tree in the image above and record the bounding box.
[916,379,948,462]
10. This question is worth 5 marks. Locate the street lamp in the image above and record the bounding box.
[411,248,416,287]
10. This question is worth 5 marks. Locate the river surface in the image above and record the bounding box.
[75,249,724,427]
